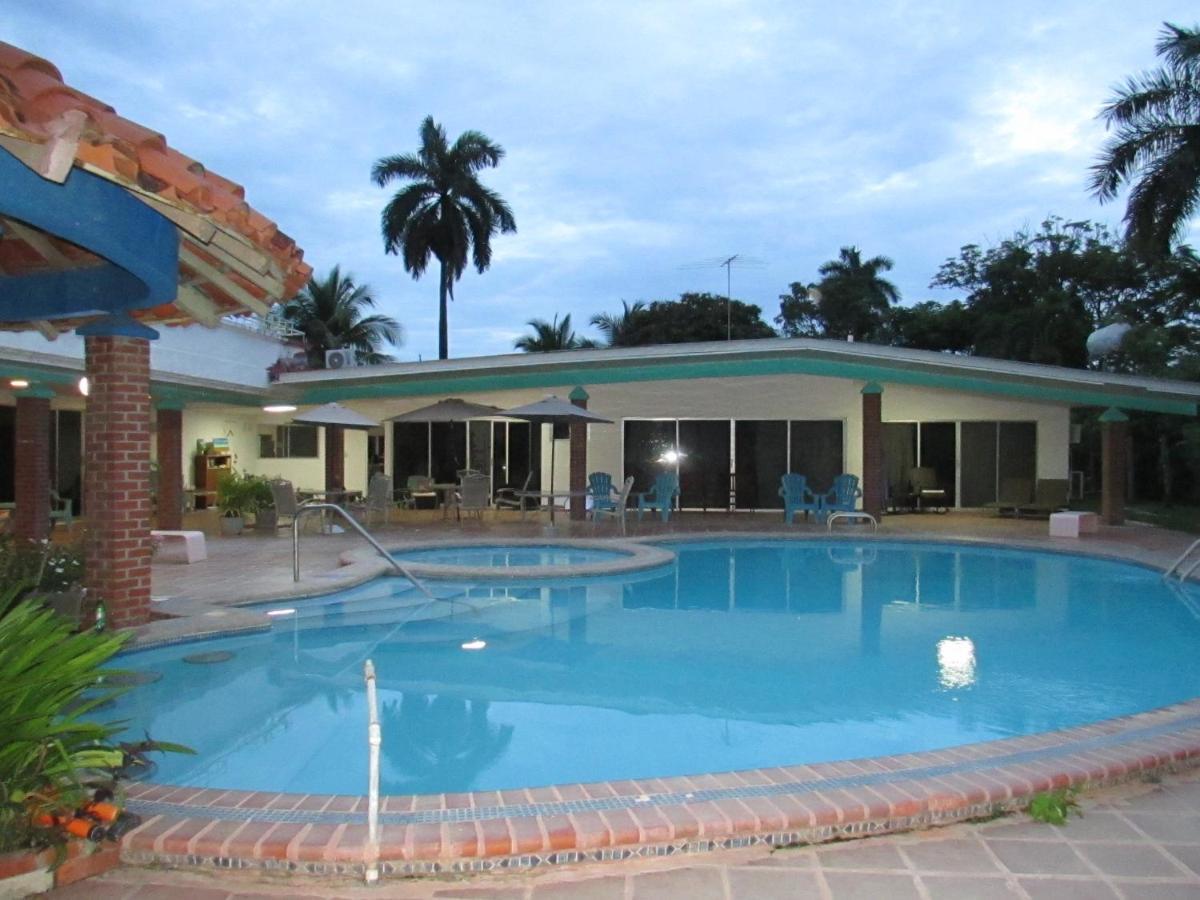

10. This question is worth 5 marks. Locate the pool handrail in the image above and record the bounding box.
[364,658,381,884]
[292,501,437,601]
[1164,538,1200,583]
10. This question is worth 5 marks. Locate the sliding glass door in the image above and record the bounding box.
[678,420,731,509]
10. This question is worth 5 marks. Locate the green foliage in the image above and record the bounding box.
[1090,22,1200,258]
[0,585,129,852]
[1026,788,1080,825]
[215,470,271,519]
[282,266,401,368]
[593,292,775,346]
[776,246,901,342]
[590,300,647,347]
[0,537,84,595]
[373,116,516,360]
[514,314,596,352]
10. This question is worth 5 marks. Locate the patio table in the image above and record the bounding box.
[514,489,589,524]
[297,488,364,533]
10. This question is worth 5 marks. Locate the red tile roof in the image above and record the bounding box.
[0,41,311,330]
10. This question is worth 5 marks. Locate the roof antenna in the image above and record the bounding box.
[679,254,766,339]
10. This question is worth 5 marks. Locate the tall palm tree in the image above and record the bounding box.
[590,300,648,346]
[372,116,517,360]
[282,266,401,368]
[514,314,596,352]
[1090,23,1200,258]
[815,246,901,342]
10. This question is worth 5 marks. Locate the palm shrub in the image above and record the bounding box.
[0,584,129,853]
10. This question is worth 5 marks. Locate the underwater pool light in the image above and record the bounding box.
[267,607,296,617]
[461,639,487,651]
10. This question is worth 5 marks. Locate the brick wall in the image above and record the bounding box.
[83,335,152,628]
[14,394,50,540]
[156,407,183,531]
[861,387,883,519]
[325,425,345,491]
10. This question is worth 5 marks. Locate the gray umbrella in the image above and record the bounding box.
[291,403,380,491]
[387,398,504,423]
[498,396,613,522]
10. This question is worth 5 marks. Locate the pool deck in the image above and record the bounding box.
[111,510,1200,885]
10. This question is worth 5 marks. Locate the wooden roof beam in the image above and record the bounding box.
[180,242,271,316]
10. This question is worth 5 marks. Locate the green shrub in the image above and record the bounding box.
[216,470,271,519]
[1027,788,1080,825]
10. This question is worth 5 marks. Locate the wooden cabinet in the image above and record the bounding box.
[192,451,231,509]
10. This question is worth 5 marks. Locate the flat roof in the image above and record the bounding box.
[276,337,1200,416]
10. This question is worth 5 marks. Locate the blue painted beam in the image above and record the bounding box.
[0,146,178,322]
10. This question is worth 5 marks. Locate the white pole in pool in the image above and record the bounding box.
[364,658,381,884]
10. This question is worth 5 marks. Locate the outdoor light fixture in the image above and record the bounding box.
[461,639,487,651]
[263,404,297,413]
[78,376,89,397]
[8,378,28,389]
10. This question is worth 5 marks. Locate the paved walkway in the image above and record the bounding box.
[46,768,1200,898]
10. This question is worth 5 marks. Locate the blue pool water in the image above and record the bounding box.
[391,543,625,567]
[108,540,1200,796]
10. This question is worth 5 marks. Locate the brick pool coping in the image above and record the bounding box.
[120,530,1200,877]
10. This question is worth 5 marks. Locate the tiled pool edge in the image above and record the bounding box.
[117,698,1200,877]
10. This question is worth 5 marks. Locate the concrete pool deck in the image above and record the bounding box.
[108,510,1200,885]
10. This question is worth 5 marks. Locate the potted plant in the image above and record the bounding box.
[215,470,262,536]
[247,477,276,531]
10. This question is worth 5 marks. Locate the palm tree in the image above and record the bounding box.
[514,314,596,352]
[815,246,901,342]
[282,266,401,368]
[1090,23,1200,258]
[372,116,517,360]
[590,300,648,346]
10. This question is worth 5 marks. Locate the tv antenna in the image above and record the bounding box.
[679,254,767,339]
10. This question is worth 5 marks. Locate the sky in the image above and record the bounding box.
[7,1,1199,360]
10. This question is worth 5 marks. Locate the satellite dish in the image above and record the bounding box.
[1086,322,1133,359]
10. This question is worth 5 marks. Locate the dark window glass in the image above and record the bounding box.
[288,425,319,458]
[734,420,786,509]
[391,422,429,485]
[789,420,844,495]
[0,406,13,503]
[678,420,731,509]
[623,420,676,497]
[54,411,81,515]
[998,421,1037,484]
[491,421,508,492]
[960,422,998,505]
[431,421,467,483]
[882,423,918,502]
[507,422,535,490]
[468,420,491,475]
[919,422,956,506]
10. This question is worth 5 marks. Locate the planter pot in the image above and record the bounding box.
[219,515,244,536]
[0,841,119,897]
[255,509,278,531]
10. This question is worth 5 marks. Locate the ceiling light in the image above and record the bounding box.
[78,376,89,397]
[9,379,28,389]
[263,404,297,413]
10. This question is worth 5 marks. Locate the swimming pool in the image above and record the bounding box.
[110,539,1200,797]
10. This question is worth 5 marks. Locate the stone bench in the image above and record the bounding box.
[151,530,207,564]
[1049,511,1099,538]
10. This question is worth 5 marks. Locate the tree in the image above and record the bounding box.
[514,314,597,352]
[813,246,901,342]
[590,300,648,347]
[775,282,824,337]
[282,266,401,368]
[884,301,976,353]
[591,293,776,346]
[1090,23,1200,258]
[372,116,516,360]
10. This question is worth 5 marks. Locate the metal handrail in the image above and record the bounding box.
[363,658,381,884]
[1164,538,1200,582]
[292,502,437,601]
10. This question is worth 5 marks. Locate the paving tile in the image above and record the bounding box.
[727,867,824,899]
[532,876,624,899]
[984,839,1091,875]
[821,871,921,899]
[126,885,232,899]
[816,841,907,870]
[1076,841,1186,877]
[631,866,726,900]
[900,837,1003,873]
[977,819,1064,840]
[45,880,137,899]
[1125,789,1200,814]
[1108,883,1200,899]
[1167,844,1200,876]
[746,847,818,868]
[1052,811,1144,842]
[919,874,1020,900]
[1017,877,1120,899]
[1127,814,1200,843]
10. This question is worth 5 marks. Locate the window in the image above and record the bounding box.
[259,424,319,458]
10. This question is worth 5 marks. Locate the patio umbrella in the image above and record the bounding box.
[291,403,380,492]
[386,398,504,423]
[498,396,613,523]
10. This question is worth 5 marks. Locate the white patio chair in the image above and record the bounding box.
[350,473,394,526]
[456,473,491,521]
[495,472,533,513]
[591,476,634,535]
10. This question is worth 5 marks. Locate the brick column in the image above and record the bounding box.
[14,391,53,541]
[569,387,589,521]
[83,333,154,629]
[155,406,184,531]
[325,425,345,491]
[1100,407,1127,526]
[861,382,884,519]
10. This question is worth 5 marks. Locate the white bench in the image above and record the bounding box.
[151,530,208,563]
[1049,511,1099,538]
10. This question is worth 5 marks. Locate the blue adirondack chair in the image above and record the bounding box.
[588,472,618,512]
[779,473,820,524]
[819,473,862,521]
[636,472,679,522]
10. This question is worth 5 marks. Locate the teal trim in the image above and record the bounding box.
[1099,407,1129,423]
[0,365,77,386]
[152,384,263,408]
[154,399,186,411]
[861,381,883,395]
[15,387,56,400]
[569,385,590,401]
[296,356,1198,416]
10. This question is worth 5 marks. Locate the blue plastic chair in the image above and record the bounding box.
[588,472,618,512]
[819,473,862,521]
[779,473,820,524]
[636,472,680,522]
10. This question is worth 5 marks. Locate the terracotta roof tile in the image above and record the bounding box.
[0,40,310,327]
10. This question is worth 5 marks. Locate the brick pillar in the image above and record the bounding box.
[84,334,153,629]
[14,392,52,541]
[1101,407,1127,526]
[569,387,589,521]
[325,426,345,491]
[861,382,884,519]
[156,406,183,531]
